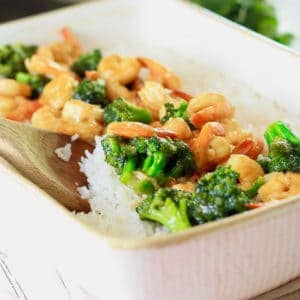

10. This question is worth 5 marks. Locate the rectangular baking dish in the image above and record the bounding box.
[0,1,299,299]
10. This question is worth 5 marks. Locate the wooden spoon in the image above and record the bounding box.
[0,118,93,212]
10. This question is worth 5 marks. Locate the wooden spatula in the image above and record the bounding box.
[0,118,92,212]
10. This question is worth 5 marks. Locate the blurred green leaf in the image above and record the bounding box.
[189,0,294,46]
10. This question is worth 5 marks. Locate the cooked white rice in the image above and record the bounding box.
[76,137,166,238]
[55,143,72,162]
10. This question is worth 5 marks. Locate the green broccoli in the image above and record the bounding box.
[104,98,152,124]
[73,78,108,107]
[0,44,37,78]
[161,101,188,124]
[189,166,251,224]
[71,49,102,77]
[258,121,300,173]
[245,176,265,199]
[134,136,195,184]
[101,135,196,192]
[101,135,154,194]
[190,0,294,45]
[136,188,192,232]
[16,72,49,98]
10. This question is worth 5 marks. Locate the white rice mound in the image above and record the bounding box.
[76,136,166,239]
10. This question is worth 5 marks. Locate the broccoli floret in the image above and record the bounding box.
[136,188,192,232]
[0,44,37,78]
[140,136,177,179]
[161,101,188,124]
[101,135,196,192]
[258,121,300,173]
[16,72,49,98]
[167,139,196,179]
[73,78,108,107]
[189,166,251,224]
[104,98,152,124]
[190,0,294,45]
[133,136,195,184]
[71,49,102,77]
[101,135,154,194]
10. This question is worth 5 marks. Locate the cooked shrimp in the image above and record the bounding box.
[6,97,40,122]
[39,74,78,111]
[31,106,62,131]
[138,57,180,90]
[233,138,264,159]
[98,55,141,85]
[225,154,264,190]
[85,70,100,81]
[221,119,252,146]
[190,122,226,170]
[49,27,82,66]
[258,172,300,202]
[25,46,70,78]
[172,182,195,193]
[207,136,231,166]
[32,102,103,142]
[62,99,103,123]
[187,93,235,128]
[105,78,135,102]
[0,79,32,97]
[0,95,17,117]
[162,117,192,139]
[138,81,175,119]
[171,89,193,101]
[106,121,177,139]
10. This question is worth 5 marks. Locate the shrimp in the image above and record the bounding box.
[258,172,300,202]
[39,74,78,111]
[32,101,103,142]
[162,117,192,139]
[0,95,17,117]
[0,79,32,97]
[187,93,235,128]
[138,81,175,119]
[172,182,196,193]
[98,55,141,85]
[207,136,231,166]
[233,138,264,159]
[105,78,136,102]
[85,70,100,81]
[221,119,252,146]
[49,27,82,66]
[61,99,104,123]
[171,89,193,101]
[106,121,177,139]
[6,97,40,122]
[138,57,181,90]
[25,46,70,78]
[190,122,226,171]
[225,154,264,190]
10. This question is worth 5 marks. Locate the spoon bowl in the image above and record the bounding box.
[0,118,92,212]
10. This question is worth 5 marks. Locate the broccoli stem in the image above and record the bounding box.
[265,121,300,146]
[143,152,167,177]
[246,177,265,198]
[120,158,136,184]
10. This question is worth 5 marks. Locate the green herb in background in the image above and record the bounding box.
[189,0,294,45]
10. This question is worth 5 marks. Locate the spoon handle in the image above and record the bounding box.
[0,118,91,212]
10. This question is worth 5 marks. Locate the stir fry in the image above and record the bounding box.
[0,28,299,233]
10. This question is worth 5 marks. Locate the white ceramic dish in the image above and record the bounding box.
[0,0,299,299]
